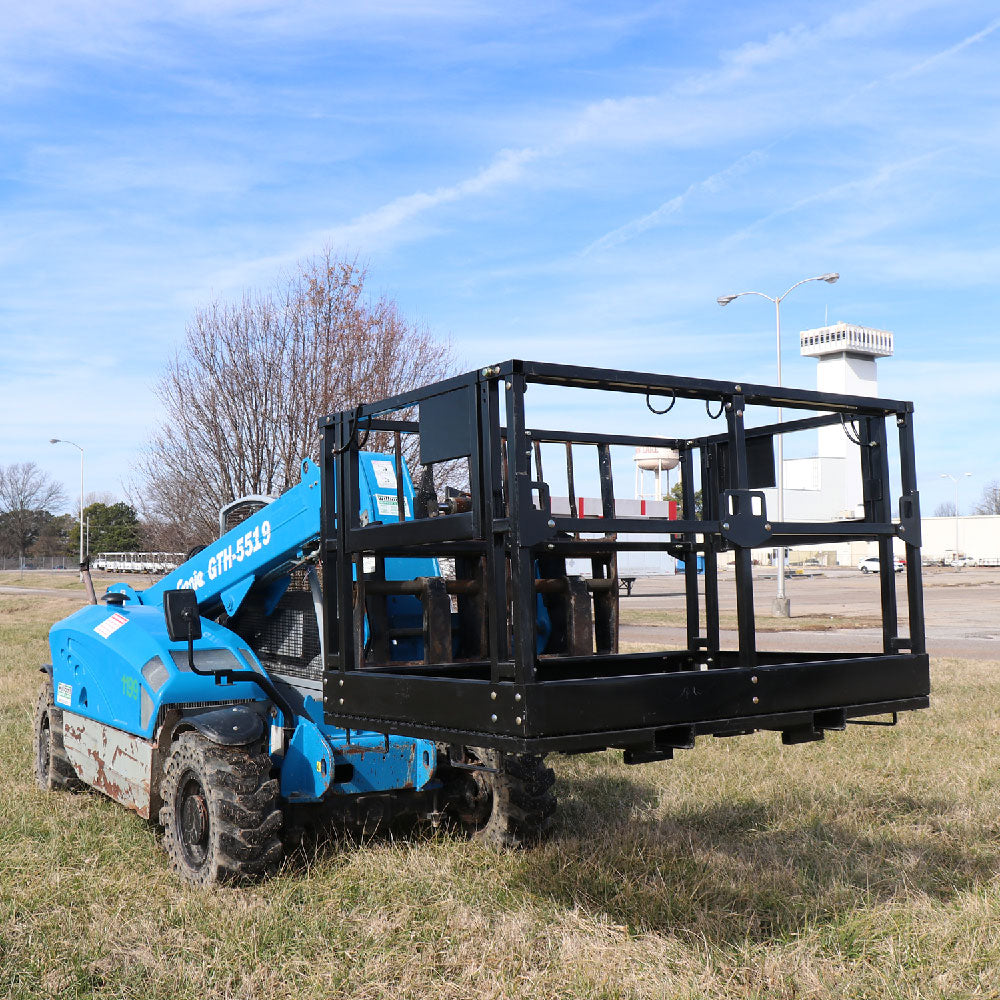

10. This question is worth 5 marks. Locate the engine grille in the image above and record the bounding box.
[229,573,322,682]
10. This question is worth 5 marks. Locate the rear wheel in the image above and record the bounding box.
[448,747,556,846]
[33,681,83,792]
[159,732,283,885]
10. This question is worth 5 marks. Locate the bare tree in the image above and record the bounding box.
[933,501,956,517]
[135,250,455,545]
[973,480,1000,516]
[0,462,68,559]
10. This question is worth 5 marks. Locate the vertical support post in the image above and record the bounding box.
[864,415,899,654]
[480,377,510,681]
[506,372,539,681]
[679,447,701,655]
[725,395,757,669]
[897,408,926,655]
[596,444,615,521]
[565,442,577,534]
[338,413,360,675]
[701,444,721,658]
[394,430,406,522]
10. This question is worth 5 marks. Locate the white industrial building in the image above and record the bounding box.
[752,321,999,567]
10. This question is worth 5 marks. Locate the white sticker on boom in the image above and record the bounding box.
[56,682,72,707]
[371,460,397,490]
[375,495,410,519]
[94,611,128,639]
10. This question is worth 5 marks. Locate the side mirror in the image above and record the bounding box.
[163,589,202,642]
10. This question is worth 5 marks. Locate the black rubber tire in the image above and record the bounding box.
[450,747,556,846]
[33,681,83,792]
[158,732,283,885]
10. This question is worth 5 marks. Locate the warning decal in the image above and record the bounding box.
[371,460,397,490]
[94,612,128,639]
[56,682,72,707]
[375,494,411,519]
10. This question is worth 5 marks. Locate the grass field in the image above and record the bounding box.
[3,592,1000,998]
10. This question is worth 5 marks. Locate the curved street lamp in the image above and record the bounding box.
[50,438,84,572]
[717,273,840,617]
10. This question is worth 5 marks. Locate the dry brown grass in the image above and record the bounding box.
[2,594,999,998]
[0,571,150,592]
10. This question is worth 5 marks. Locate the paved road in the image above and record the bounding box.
[620,566,1000,661]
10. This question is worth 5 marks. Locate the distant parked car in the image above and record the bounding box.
[949,556,976,568]
[859,556,905,574]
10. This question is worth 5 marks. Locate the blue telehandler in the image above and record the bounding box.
[37,360,929,885]
[37,451,555,884]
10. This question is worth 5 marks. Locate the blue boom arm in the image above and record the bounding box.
[110,458,323,617]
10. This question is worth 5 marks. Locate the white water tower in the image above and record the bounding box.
[634,446,680,500]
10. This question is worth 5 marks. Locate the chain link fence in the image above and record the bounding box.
[0,556,75,572]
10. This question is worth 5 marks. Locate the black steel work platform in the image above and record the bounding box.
[318,360,929,759]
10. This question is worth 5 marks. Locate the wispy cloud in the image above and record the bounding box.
[582,148,770,255]
[720,149,949,247]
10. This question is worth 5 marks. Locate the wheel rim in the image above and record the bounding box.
[177,772,211,869]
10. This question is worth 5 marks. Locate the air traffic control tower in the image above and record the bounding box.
[789,322,894,521]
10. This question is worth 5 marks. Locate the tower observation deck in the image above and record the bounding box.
[786,321,894,523]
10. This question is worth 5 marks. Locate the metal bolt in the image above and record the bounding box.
[525,429,531,436]
[547,543,554,549]
[726,402,733,410]
[339,678,344,686]
[547,519,556,528]
[515,716,522,726]
[736,409,743,417]
[735,384,742,392]
[722,522,730,530]
[752,696,759,704]
[491,714,498,722]
[899,526,906,534]
[490,691,497,700]
[751,675,758,684]
[339,698,344,705]
[764,523,772,531]
[514,692,522,702]
[233,725,239,731]
[505,380,512,390]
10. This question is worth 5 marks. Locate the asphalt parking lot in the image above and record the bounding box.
[621,565,1000,660]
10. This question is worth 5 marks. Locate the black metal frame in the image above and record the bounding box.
[318,360,929,756]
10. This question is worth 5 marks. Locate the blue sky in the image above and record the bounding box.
[2,0,998,516]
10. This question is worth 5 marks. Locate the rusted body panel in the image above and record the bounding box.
[62,711,155,819]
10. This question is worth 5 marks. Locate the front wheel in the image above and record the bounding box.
[33,681,83,792]
[447,747,556,846]
[158,732,283,885]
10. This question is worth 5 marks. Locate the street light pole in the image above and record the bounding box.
[717,272,840,617]
[940,472,971,559]
[50,438,84,575]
